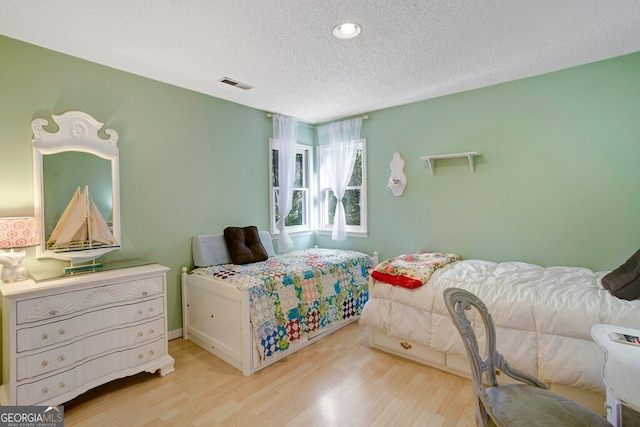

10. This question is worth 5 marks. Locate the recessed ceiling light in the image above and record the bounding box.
[333,22,361,40]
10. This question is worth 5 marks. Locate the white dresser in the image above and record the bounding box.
[0,263,175,406]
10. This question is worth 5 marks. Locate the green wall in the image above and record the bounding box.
[0,36,279,333]
[319,52,640,271]
[1,35,639,339]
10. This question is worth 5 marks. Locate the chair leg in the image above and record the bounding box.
[475,398,491,427]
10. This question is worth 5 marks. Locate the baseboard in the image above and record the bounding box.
[168,328,183,341]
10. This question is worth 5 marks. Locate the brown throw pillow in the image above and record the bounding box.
[223,226,269,265]
[601,249,640,300]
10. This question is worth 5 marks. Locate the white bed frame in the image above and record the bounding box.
[180,238,378,376]
[182,268,369,376]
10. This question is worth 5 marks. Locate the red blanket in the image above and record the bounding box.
[371,251,461,289]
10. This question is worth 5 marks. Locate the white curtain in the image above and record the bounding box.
[273,114,298,251]
[317,117,362,240]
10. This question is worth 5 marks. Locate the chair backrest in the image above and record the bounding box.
[443,287,501,395]
[443,288,547,396]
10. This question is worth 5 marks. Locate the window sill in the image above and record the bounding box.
[315,230,368,239]
[270,229,314,237]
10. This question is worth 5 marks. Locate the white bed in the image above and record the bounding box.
[360,258,640,413]
[181,231,376,376]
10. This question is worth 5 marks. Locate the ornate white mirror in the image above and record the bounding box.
[32,111,120,268]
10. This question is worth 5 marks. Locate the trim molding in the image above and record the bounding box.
[168,328,183,340]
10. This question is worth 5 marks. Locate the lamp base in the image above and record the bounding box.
[0,250,30,283]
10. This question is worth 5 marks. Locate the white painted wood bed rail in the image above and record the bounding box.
[180,249,378,376]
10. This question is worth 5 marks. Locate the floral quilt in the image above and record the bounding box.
[192,248,373,361]
[371,251,461,289]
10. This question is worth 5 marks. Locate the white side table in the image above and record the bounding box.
[591,324,640,427]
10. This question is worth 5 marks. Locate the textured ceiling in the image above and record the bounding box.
[2,1,640,123]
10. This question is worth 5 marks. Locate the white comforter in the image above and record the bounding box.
[360,259,640,393]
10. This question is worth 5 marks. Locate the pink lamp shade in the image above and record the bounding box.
[0,217,39,282]
[0,217,39,249]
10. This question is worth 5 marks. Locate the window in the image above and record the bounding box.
[269,139,312,234]
[317,139,367,237]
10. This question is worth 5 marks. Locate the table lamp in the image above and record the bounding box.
[0,217,39,282]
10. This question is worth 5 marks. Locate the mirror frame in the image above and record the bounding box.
[32,111,121,263]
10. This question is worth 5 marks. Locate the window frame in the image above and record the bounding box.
[268,139,313,236]
[316,138,368,238]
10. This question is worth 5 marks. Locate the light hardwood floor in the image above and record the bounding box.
[62,322,476,426]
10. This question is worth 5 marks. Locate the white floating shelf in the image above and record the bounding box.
[419,152,481,175]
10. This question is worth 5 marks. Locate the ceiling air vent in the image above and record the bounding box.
[218,77,253,90]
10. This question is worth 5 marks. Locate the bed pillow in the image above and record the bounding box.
[601,248,640,300]
[192,234,231,267]
[371,251,461,289]
[193,231,275,266]
[223,226,269,265]
[258,230,276,257]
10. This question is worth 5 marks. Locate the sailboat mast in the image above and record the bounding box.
[84,185,93,249]
[47,185,116,251]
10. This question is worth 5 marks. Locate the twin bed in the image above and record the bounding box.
[359,252,640,412]
[181,229,375,375]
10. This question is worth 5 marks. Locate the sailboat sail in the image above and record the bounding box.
[47,185,117,251]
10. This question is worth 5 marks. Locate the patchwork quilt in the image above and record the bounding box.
[192,248,373,361]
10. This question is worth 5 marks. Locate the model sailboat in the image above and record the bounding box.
[47,185,116,251]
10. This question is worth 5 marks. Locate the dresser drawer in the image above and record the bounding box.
[16,276,164,325]
[17,297,164,352]
[17,338,165,406]
[17,317,165,381]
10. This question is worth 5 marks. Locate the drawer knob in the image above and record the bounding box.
[149,329,154,334]
[41,387,49,395]
[138,331,144,337]
[142,291,148,296]
[138,354,144,359]
[58,328,65,336]
[48,310,58,317]
[149,350,155,356]
[58,382,65,389]
[58,355,65,362]
[41,333,49,341]
[148,307,154,313]
[137,309,143,315]
[400,341,412,350]
[41,360,49,368]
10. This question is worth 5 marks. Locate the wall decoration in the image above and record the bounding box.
[388,152,407,196]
